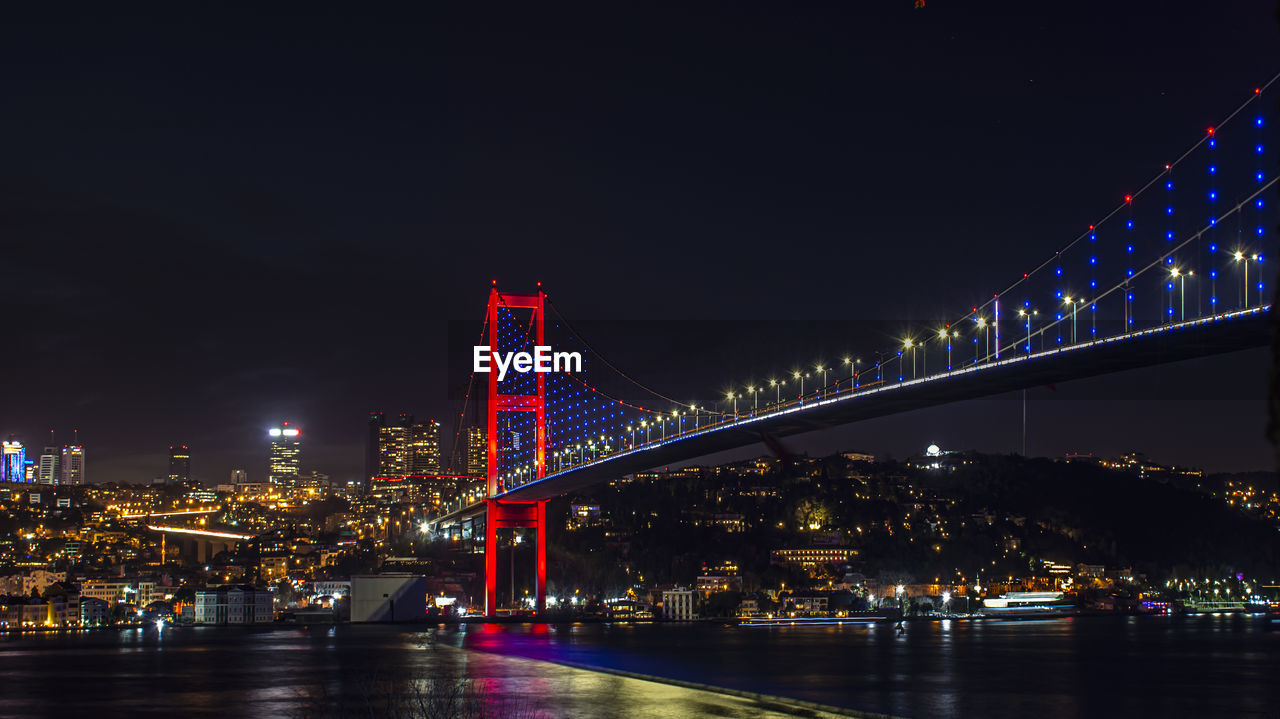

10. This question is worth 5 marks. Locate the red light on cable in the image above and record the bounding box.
[1124,194,1132,203]
[1207,127,1215,136]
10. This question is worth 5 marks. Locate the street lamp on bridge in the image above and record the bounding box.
[1170,267,1194,322]
[1063,296,1079,344]
[844,357,861,390]
[1017,307,1038,353]
[1233,251,1259,308]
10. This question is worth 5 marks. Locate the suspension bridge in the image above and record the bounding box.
[434,78,1278,617]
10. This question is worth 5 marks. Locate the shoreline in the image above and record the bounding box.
[3,607,1274,636]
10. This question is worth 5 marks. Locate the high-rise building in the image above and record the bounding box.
[229,469,247,484]
[267,422,301,485]
[373,414,441,478]
[408,421,441,475]
[466,426,487,477]
[365,412,387,483]
[38,432,59,485]
[168,445,191,484]
[60,445,85,485]
[377,424,411,477]
[2,437,26,483]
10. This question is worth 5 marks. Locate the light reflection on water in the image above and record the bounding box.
[0,615,1273,718]
[447,614,1280,718]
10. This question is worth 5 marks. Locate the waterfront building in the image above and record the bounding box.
[80,597,109,626]
[194,585,273,625]
[309,580,351,602]
[661,588,696,620]
[81,580,158,607]
[788,590,831,616]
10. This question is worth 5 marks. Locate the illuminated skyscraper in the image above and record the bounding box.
[168,445,191,484]
[60,444,85,485]
[2,437,26,483]
[408,421,441,475]
[466,426,486,477]
[38,432,59,485]
[373,414,441,478]
[38,452,58,483]
[377,423,411,477]
[267,422,301,484]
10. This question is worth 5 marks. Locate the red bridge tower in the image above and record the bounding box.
[484,286,547,616]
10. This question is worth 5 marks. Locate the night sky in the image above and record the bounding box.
[2,3,1276,484]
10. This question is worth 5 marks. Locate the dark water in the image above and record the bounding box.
[449,615,1280,718]
[0,615,1276,718]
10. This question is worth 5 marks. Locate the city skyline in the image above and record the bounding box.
[0,4,1276,716]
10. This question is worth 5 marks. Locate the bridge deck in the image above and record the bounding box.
[434,306,1269,525]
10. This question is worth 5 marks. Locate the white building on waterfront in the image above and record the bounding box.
[194,585,273,625]
[662,588,696,620]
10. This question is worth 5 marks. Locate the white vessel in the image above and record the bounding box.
[981,591,1075,617]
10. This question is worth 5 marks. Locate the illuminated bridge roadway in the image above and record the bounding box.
[435,305,1268,518]
[144,523,257,563]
